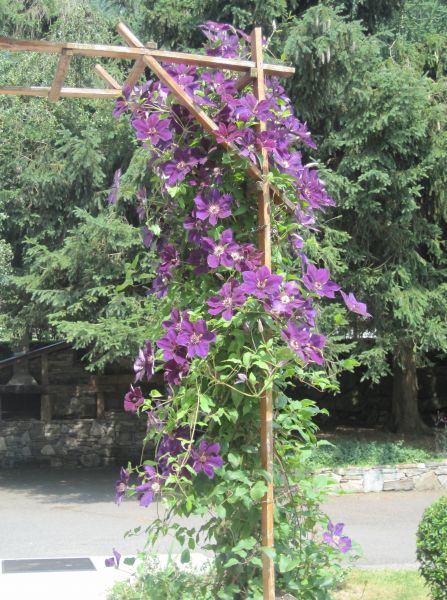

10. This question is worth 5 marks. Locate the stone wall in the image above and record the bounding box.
[317,462,447,493]
[0,412,148,468]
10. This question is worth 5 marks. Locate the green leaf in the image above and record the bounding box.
[223,558,239,568]
[180,549,190,564]
[250,481,267,501]
[233,536,257,555]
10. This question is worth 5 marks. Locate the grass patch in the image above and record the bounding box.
[311,438,447,468]
[335,569,428,599]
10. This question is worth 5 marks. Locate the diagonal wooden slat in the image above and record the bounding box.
[48,49,73,102]
[124,41,157,88]
[94,64,121,89]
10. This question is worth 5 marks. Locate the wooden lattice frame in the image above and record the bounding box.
[0,23,296,599]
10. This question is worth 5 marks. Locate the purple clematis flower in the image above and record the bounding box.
[191,440,224,478]
[162,308,190,334]
[282,116,317,149]
[132,114,172,145]
[124,386,145,413]
[150,271,172,298]
[296,167,335,210]
[115,467,130,506]
[105,548,121,568]
[207,281,246,321]
[112,84,132,117]
[156,329,187,364]
[341,291,372,318]
[270,281,305,316]
[159,244,180,273]
[135,465,164,507]
[233,93,272,121]
[323,521,352,554]
[202,229,239,269]
[281,321,325,365]
[161,148,205,187]
[188,248,210,275]
[238,128,258,164]
[178,319,216,358]
[194,189,232,226]
[183,211,209,244]
[302,264,340,298]
[256,130,279,153]
[273,150,303,177]
[134,341,155,382]
[156,427,192,475]
[166,63,198,93]
[213,122,242,144]
[240,266,283,300]
[164,358,190,387]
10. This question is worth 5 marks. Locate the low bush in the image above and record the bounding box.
[416,495,447,600]
[108,560,214,600]
[311,439,444,468]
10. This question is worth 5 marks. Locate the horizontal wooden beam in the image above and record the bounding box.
[0,30,295,78]
[0,86,121,98]
[48,49,73,102]
[94,64,121,89]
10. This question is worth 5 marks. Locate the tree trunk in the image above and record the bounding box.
[392,342,426,434]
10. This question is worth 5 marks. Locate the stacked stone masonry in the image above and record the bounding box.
[316,462,447,493]
[0,413,147,468]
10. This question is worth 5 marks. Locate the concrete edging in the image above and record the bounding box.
[315,461,447,493]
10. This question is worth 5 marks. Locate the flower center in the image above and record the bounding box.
[257,279,267,289]
[214,244,225,256]
[314,282,322,290]
[151,482,160,493]
[177,161,186,170]
[223,297,233,308]
[199,454,208,464]
[209,203,220,215]
[231,251,242,262]
[148,127,157,135]
[280,294,291,304]
[190,333,203,345]
[290,339,300,351]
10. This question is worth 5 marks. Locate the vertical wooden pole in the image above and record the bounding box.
[251,27,275,600]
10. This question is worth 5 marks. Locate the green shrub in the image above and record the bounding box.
[311,439,444,468]
[416,495,447,599]
[108,560,214,600]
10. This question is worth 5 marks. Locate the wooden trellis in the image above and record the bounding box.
[0,23,295,600]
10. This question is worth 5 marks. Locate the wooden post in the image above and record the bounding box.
[40,353,52,421]
[251,28,275,600]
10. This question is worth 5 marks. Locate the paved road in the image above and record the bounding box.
[0,467,444,566]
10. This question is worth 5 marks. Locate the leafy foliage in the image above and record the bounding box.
[311,438,446,468]
[20,208,158,370]
[417,495,447,600]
